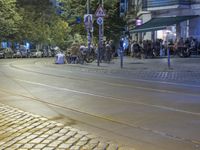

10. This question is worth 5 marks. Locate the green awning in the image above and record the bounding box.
[130,15,199,33]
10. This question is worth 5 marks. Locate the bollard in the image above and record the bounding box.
[167,47,170,68]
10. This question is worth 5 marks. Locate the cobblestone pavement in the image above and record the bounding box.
[61,57,200,84]
[0,104,134,150]
[11,57,200,84]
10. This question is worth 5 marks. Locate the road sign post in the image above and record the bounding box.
[95,5,106,66]
[119,38,124,69]
[84,14,93,54]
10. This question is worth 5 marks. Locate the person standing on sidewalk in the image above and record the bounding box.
[105,41,112,63]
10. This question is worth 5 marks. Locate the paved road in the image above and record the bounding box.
[0,57,200,150]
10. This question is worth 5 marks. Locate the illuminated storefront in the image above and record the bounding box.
[128,0,200,41]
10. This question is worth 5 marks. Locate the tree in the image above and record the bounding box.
[1,0,125,48]
[90,0,126,42]
[57,0,86,44]
[50,18,70,49]
[16,0,54,44]
[58,0,126,44]
[14,0,70,49]
[0,0,21,41]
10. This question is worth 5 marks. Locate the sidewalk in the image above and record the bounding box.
[65,56,200,84]
[0,104,134,150]
[86,56,200,72]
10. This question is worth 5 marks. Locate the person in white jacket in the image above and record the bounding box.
[55,51,65,64]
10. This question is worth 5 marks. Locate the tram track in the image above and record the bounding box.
[0,60,199,148]
[0,87,199,147]
[9,62,200,98]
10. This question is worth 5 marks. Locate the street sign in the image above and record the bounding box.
[84,14,93,29]
[95,5,106,17]
[97,17,103,25]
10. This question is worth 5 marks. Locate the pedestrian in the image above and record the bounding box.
[105,41,112,63]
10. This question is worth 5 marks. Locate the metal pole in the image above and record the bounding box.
[97,0,103,67]
[120,48,123,69]
[97,25,102,66]
[87,0,90,14]
[167,46,171,69]
[87,0,91,54]
[102,0,104,41]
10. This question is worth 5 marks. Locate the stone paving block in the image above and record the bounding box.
[34,143,47,149]
[42,139,53,144]
[80,136,90,141]
[30,137,45,144]
[66,131,77,137]
[21,143,35,149]
[70,145,81,150]
[9,143,23,149]
[18,138,31,144]
[75,140,88,147]
[65,137,80,144]
[26,134,39,140]
[46,135,59,140]
[58,143,72,149]
[59,128,69,134]
[74,133,84,139]
[48,140,63,147]
[42,147,56,150]
[0,104,122,150]
[34,130,46,135]
[39,134,49,138]
[57,135,71,141]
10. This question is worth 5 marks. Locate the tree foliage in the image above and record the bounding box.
[0,0,21,41]
[0,0,125,48]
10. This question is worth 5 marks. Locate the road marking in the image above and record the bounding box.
[9,64,200,97]
[0,86,200,147]
[15,78,200,116]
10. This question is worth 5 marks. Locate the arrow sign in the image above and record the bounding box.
[95,5,106,17]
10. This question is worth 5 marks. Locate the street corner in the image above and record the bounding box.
[0,103,124,150]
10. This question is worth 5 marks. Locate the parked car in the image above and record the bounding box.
[30,49,37,58]
[12,50,22,58]
[30,49,43,58]
[4,48,14,58]
[43,49,52,57]
[0,48,5,58]
[19,47,29,58]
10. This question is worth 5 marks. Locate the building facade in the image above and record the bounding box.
[127,0,200,42]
